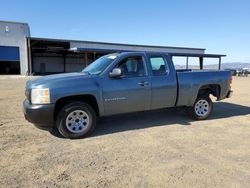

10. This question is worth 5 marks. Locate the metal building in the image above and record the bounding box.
[0,21,30,75]
[1,20,207,75]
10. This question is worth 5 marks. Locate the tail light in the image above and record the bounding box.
[229,76,232,85]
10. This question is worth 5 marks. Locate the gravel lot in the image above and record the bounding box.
[0,75,250,188]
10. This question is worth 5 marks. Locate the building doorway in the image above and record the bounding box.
[0,46,20,74]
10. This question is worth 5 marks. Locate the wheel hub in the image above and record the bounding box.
[65,110,89,133]
[195,99,209,117]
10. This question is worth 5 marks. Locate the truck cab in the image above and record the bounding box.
[101,52,177,115]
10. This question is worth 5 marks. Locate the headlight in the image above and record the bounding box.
[31,88,50,104]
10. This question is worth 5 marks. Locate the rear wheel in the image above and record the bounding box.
[191,95,213,120]
[56,102,96,139]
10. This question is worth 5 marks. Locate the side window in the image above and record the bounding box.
[118,56,146,77]
[149,57,169,76]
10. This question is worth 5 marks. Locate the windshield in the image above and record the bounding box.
[82,54,119,75]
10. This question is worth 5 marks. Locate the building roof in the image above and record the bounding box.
[0,20,29,26]
[28,37,206,51]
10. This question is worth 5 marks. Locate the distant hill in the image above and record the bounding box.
[175,62,250,70]
[220,62,250,70]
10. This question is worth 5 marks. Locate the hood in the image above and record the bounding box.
[26,72,92,88]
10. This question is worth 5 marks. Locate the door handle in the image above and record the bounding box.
[138,81,149,86]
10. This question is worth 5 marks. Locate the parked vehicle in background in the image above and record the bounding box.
[238,68,249,77]
[23,52,233,139]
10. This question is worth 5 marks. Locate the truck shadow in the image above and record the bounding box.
[92,102,250,137]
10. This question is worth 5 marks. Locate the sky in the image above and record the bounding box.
[0,0,250,63]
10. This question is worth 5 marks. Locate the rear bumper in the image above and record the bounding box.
[226,90,233,98]
[23,99,55,130]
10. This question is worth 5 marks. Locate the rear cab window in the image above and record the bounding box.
[149,56,169,76]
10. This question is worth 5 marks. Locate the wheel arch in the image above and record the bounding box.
[54,94,100,120]
[197,84,221,99]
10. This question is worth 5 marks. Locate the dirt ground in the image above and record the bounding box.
[0,75,250,188]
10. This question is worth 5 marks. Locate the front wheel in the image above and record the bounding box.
[191,95,213,120]
[56,102,96,139]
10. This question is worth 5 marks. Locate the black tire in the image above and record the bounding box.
[191,95,213,120]
[56,102,96,139]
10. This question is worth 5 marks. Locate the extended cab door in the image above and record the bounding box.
[102,54,151,116]
[147,54,177,109]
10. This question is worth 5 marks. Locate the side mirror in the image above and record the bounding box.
[109,68,122,78]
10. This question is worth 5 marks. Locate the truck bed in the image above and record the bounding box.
[176,70,231,107]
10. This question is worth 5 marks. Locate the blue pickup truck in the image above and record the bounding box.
[23,52,233,138]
